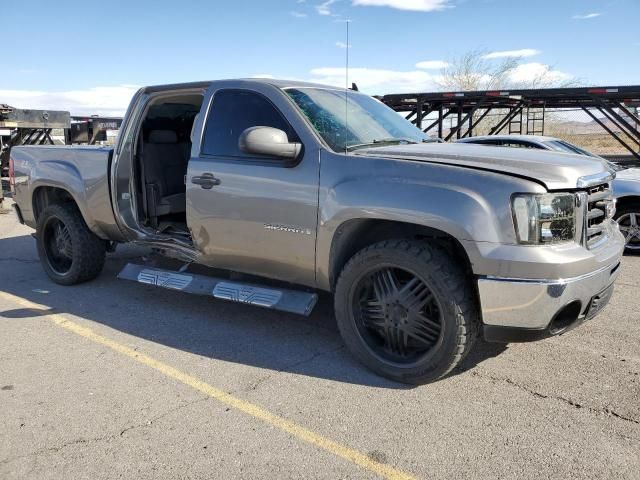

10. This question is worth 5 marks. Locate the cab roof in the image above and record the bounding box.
[142,78,346,94]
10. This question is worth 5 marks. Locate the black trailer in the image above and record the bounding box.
[380,85,640,163]
[1,106,125,178]
[0,104,71,175]
[68,116,123,145]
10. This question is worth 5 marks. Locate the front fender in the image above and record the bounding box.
[322,176,501,242]
[613,178,640,201]
[315,153,545,289]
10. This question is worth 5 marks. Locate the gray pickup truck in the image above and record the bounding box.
[9,79,625,384]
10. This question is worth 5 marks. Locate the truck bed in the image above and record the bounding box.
[11,145,120,239]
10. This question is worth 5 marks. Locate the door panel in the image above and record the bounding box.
[186,88,320,286]
[111,91,149,239]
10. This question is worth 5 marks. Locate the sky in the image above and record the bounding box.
[2,0,639,116]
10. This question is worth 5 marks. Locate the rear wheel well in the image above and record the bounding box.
[328,219,473,291]
[33,186,76,222]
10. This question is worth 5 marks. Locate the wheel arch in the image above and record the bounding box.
[32,185,108,239]
[614,194,640,213]
[326,218,474,292]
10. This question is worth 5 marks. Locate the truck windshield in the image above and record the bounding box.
[284,87,434,152]
[544,139,624,171]
[544,140,592,156]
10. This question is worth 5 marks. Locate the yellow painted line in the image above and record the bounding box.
[0,290,416,480]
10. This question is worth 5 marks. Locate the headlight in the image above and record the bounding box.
[512,193,577,244]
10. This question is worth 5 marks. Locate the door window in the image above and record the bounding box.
[201,90,298,158]
[464,139,499,146]
[501,141,537,149]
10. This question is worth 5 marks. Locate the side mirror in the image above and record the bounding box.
[239,126,302,160]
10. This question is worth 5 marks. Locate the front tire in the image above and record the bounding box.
[36,203,106,285]
[334,240,478,384]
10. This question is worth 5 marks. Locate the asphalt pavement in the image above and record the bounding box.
[1,197,638,479]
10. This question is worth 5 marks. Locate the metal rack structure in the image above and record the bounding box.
[0,105,71,174]
[1,105,123,175]
[68,116,123,145]
[380,86,640,161]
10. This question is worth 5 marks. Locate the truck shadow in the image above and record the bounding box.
[0,235,507,389]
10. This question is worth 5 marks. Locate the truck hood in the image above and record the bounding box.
[355,143,613,190]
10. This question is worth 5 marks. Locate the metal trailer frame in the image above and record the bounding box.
[380,86,640,161]
[1,106,124,176]
[68,116,124,145]
[1,104,71,175]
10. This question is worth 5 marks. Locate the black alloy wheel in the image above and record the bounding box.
[36,203,106,285]
[42,217,74,275]
[334,239,478,384]
[352,265,444,366]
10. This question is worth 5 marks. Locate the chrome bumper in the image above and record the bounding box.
[478,260,621,333]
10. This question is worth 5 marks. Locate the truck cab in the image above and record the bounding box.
[111,81,322,286]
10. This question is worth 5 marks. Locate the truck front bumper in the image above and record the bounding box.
[478,260,621,343]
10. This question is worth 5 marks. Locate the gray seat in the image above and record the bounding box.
[143,130,188,218]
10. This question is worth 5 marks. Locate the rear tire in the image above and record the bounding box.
[36,203,106,285]
[334,239,478,384]
[614,202,640,254]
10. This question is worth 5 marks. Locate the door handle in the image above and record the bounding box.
[191,173,221,189]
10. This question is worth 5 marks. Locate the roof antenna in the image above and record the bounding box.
[344,19,351,154]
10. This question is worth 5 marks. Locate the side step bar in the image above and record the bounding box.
[117,263,318,316]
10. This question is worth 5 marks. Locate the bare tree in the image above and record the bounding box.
[437,49,578,91]
[430,50,581,137]
[437,50,519,91]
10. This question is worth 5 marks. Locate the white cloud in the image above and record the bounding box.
[483,49,541,59]
[0,61,573,117]
[290,11,308,17]
[352,0,451,11]
[335,41,351,48]
[572,12,601,19]
[316,0,338,15]
[0,85,138,116]
[309,67,439,93]
[508,62,572,85]
[309,61,573,93]
[415,60,449,70]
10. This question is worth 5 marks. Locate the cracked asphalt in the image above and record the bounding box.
[1,198,639,480]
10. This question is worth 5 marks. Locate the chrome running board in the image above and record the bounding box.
[117,263,318,316]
